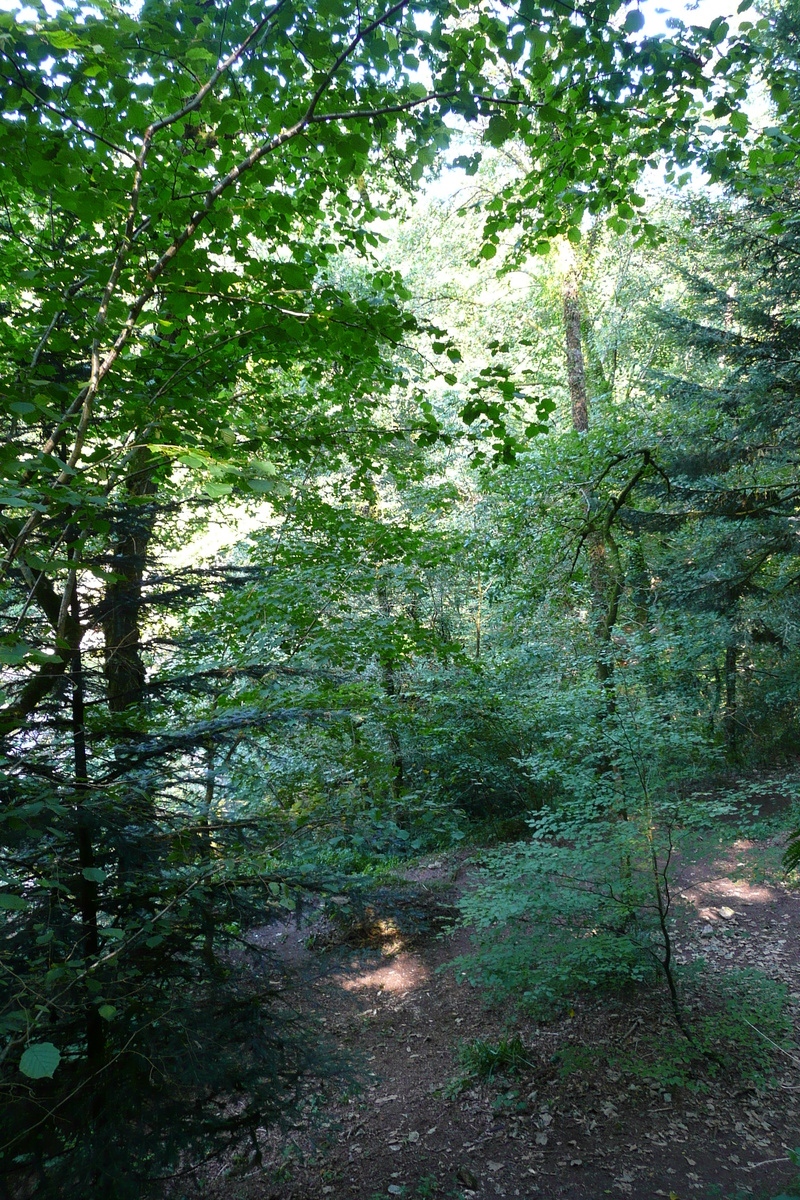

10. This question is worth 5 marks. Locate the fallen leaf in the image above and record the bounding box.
[456,1166,479,1189]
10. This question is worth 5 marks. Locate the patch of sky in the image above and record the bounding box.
[421,0,763,208]
[642,0,745,39]
[1,0,100,20]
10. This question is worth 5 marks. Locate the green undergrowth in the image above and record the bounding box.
[458,1032,531,1082]
[593,968,790,1091]
[446,754,796,1092]
[450,967,790,1099]
[686,767,800,883]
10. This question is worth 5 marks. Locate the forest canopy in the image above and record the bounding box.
[1,0,799,1195]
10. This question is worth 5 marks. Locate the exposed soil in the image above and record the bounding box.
[210,825,800,1200]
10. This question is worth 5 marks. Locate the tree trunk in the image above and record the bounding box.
[475,570,483,660]
[70,582,105,1076]
[629,540,651,631]
[101,447,159,713]
[723,643,738,752]
[201,739,218,972]
[562,252,621,712]
[377,579,404,799]
[564,270,589,433]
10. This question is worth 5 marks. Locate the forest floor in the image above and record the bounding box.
[212,797,800,1200]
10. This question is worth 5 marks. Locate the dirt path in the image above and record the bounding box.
[217,840,800,1200]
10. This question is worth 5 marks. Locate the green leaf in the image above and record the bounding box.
[47,30,81,49]
[250,459,278,476]
[178,453,208,469]
[485,114,512,147]
[20,1042,61,1079]
[82,867,106,883]
[0,642,31,665]
[623,10,645,34]
[98,1005,117,1021]
[0,894,28,910]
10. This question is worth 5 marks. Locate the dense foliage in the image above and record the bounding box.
[1,0,799,1195]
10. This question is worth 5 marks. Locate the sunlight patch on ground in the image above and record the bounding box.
[338,952,429,995]
[687,879,778,907]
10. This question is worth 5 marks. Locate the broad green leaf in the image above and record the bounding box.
[46,30,81,49]
[20,1043,61,1079]
[623,10,645,33]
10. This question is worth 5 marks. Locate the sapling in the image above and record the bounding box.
[449,672,725,1046]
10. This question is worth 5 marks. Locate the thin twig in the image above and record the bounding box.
[742,1019,800,1068]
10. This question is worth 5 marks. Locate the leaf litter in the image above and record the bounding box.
[203,831,800,1200]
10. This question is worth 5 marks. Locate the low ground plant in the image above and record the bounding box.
[458,1033,531,1081]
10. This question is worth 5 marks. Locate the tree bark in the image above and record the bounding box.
[562,251,621,712]
[101,448,159,712]
[723,642,738,752]
[377,579,404,799]
[70,582,104,1075]
[564,271,589,433]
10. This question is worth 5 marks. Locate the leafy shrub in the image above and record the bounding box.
[449,804,664,1018]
